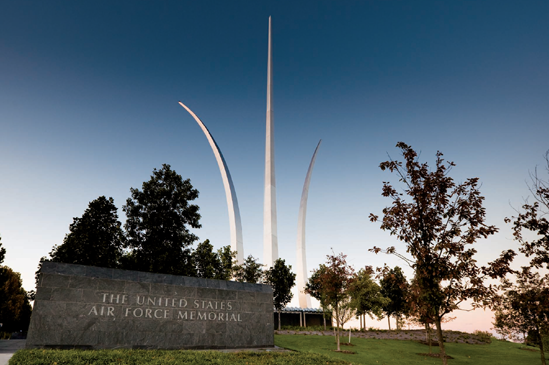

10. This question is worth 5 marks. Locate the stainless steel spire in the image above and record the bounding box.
[179,101,244,264]
[263,16,278,267]
[296,140,321,308]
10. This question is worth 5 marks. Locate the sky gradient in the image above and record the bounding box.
[1,1,548,333]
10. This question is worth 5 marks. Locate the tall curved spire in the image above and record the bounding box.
[296,140,322,308]
[178,101,244,264]
[264,16,278,268]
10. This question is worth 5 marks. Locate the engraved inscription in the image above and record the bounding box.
[87,292,243,322]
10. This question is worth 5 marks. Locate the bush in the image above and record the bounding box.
[473,330,493,344]
[279,325,334,331]
[10,349,348,365]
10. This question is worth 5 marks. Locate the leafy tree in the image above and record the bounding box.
[348,267,387,330]
[380,266,409,330]
[308,252,355,352]
[264,258,296,330]
[122,164,201,276]
[370,142,515,365]
[233,255,264,283]
[505,150,549,270]
[48,196,124,268]
[0,236,5,265]
[494,267,548,365]
[0,266,32,334]
[192,240,235,280]
[496,151,549,365]
[215,245,235,281]
[304,265,331,330]
[193,240,217,279]
[406,273,444,353]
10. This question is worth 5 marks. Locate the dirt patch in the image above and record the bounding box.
[332,350,356,354]
[337,342,355,346]
[417,353,454,359]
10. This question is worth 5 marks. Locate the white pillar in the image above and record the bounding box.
[263,16,278,267]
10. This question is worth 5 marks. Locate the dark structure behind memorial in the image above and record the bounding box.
[274,307,331,329]
[26,262,274,349]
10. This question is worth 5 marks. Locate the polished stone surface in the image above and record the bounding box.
[26,262,274,350]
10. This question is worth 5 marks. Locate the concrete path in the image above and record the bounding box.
[0,340,26,365]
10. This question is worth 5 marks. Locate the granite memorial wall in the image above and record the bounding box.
[26,262,274,349]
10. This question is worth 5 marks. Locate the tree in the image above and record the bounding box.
[494,267,548,365]
[193,240,217,279]
[0,266,32,334]
[233,255,264,283]
[192,240,235,280]
[496,151,549,365]
[308,252,355,352]
[335,296,355,342]
[505,150,549,270]
[123,164,201,276]
[370,142,515,365]
[0,236,5,265]
[380,266,409,330]
[264,258,296,330]
[48,196,124,268]
[406,273,442,353]
[214,245,236,281]
[348,267,387,330]
[304,265,331,330]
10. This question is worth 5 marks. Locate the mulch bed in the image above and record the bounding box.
[332,350,356,354]
[338,342,355,346]
[417,353,454,359]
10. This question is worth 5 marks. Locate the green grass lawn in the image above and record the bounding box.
[10,336,543,365]
[274,334,543,365]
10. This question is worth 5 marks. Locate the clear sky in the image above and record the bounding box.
[1,1,548,333]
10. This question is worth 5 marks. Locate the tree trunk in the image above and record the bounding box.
[323,311,326,330]
[364,313,366,329]
[425,323,432,354]
[336,305,340,351]
[388,315,391,330]
[537,326,546,365]
[278,310,281,331]
[349,328,351,343]
[434,317,448,365]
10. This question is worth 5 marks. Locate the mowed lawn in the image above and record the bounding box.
[275,334,543,365]
[9,335,542,365]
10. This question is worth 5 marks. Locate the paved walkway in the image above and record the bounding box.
[0,340,25,365]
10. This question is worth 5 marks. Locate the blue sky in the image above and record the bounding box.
[1,1,548,332]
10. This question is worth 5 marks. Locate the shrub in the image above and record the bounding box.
[473,330,493,344]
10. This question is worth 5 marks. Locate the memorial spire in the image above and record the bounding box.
[263,16,278,267]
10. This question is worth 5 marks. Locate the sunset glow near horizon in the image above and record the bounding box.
[0,1,548,334]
